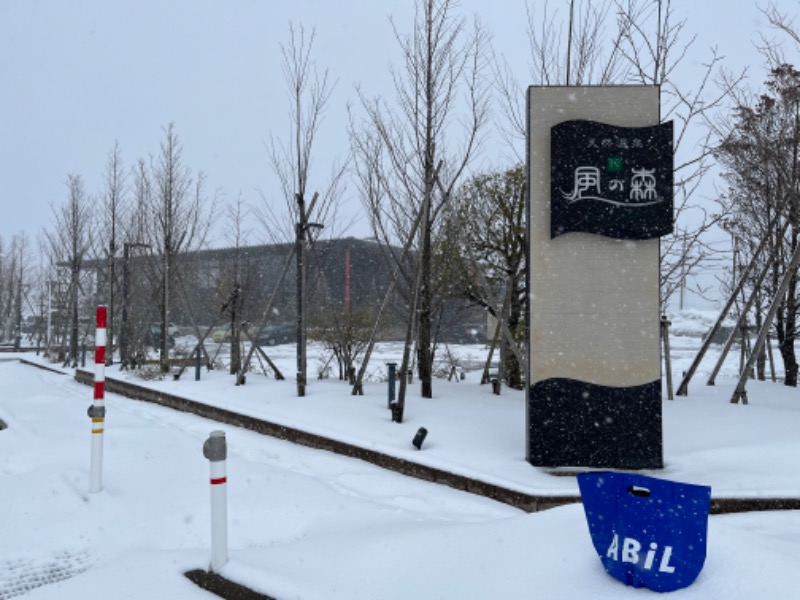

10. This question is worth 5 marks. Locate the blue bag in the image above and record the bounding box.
[577,471,711,593]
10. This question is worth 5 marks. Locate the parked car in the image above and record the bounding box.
[144,323,175,348]
[440,323,488,345]
[703,325,740,345]
[256,323,296,346]
[211,325,230,343]
[211,323,251,343]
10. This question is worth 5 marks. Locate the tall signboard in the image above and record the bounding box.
[527,86,672,469]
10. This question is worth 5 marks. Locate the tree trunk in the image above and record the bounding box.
[230,315,241,376]
[418,139,434,399]
[779,337,798,386]
[418,222,433,398]
[754,295,766,381]
[296,210,307,397]
[783,286,798,387]
[160,246,171,374]
[106,241,115,366]
[69,263,79,366]
[504,274,525,389]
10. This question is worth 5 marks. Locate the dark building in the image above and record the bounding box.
[80,238,404,340]
[83,236,485,349]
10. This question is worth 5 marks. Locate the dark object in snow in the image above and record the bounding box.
[577,471,711,593]
[702,324,741,345]
[185,569,275,599]
[144,323,175,349]
[386,362,398,408]
[440,322,488,344]
[255,323,295,346]
[390,401,403,423]
[0,418,6,430]
[412,427,428,450]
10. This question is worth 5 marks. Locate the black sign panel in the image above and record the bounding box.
[550,120,673,240]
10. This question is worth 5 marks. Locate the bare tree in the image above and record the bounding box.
[0,236,8,341]
[25,239,52,350]
[257,23,349,395]
[0,233,33,348]
[97,141,127,365]
[715,65,800,386]
[128,158,152,245]
[144,124,213,372]
[759,2,800,67]
[351,0,490,401]
[620,1,740,307]
[494,0,743,309]
[45,174,91,365]
[216,194,257,375]
[706,6,800,386]
[492,0,630,151]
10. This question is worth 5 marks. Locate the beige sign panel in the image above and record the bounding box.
[528,86,661,388]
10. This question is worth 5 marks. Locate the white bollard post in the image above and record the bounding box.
[202,430,228,572]
[88,305,107,494]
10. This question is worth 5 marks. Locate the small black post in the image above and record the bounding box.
[81,343,87,368]
[195,346,202,381]
[661,315,673,400]
[387,362,397,408]
[412,427,428,450]
[491,377,501,395]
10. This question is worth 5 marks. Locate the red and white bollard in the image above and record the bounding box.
[88,305,107,494]
[203,430,228,571]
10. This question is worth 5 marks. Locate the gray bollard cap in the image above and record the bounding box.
[87,405,106,418]
[203,430,227,461]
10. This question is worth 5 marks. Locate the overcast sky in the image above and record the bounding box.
[0,0,795,253]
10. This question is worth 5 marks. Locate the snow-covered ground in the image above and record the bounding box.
[2,310,799,599]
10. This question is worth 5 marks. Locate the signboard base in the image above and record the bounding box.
[528,378,662,469]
